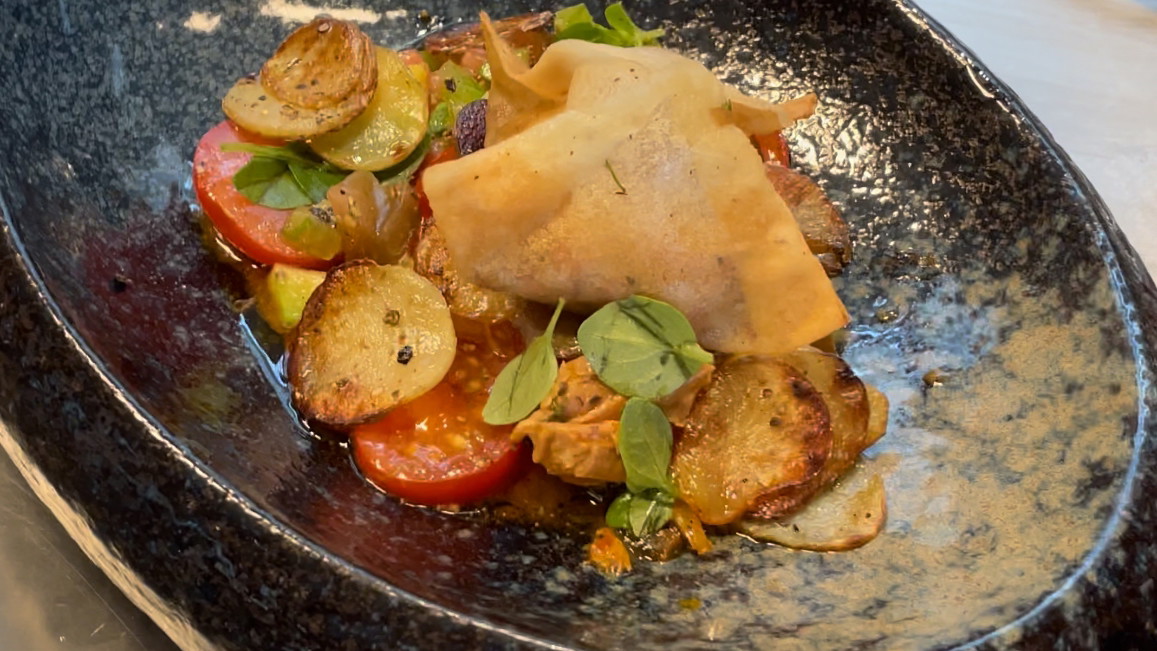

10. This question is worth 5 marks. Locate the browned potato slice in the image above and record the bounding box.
[289,261,456,427]
[765,163,851,276]
[222,17,377,139]
[735,463,886,551]
[310,47,428,171]
[865,383,889,447]
[749,348,873,518]
[672,356,832,526]
[262,17,376,109]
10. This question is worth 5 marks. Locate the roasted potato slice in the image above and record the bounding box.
[310,47,428,171]
[672,356,832,525]
[222,17,377,139]
[748,348,873,518]
[865,383,889,447]
[735,463,886,551]
[765,163,851,276]
[289,261,456,427]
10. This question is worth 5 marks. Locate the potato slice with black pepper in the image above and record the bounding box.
[222,17,377,139]
[734,463,886,551]
[289,261,456,427]
[748,348,872,518]
[672,356,832,525]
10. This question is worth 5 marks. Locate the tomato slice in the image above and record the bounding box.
[351,322,529,506]
[192,120,332,269]
[754,131,791,168]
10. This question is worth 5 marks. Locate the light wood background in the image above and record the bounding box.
[918,0,1157,276]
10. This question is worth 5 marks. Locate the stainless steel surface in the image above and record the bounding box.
[0,450,177,650]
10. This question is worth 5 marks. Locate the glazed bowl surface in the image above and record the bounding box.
[1,0,1155,648]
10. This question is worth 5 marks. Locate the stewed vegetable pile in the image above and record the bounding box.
[192,3,888,574]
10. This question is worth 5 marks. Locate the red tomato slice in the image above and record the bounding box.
[351,323,529,506]
[192,120,332,269]
[754,131,792,168]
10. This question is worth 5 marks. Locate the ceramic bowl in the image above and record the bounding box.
[1,0,1155,648]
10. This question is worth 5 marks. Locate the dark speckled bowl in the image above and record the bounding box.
[1,0,1155,648]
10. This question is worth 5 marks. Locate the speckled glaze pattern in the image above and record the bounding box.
[0,0,1154,649]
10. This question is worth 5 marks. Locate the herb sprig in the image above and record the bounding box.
[578,296,713,538]
[224,142,347,209]
[482,299,566,425]
[554,2,664,47]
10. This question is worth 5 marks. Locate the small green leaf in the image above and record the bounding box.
[288,162,346,204]
[603,2,664,46]
[619,397,675,494]
[554,2,663,47]
[577,295,713,399]
[233,156,314,209]
[606,489,675,537]
[482,299,566,424]
[628,492,673,537]
[554,3,596,32]
[220,142,317,166]
[605,492,634,529]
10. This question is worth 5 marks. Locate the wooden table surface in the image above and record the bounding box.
[0,2,1153,650]
[917,0,1157,275]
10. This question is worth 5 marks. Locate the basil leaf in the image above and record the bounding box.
[288,161,346,204]
[577,295,713,399]
[220,142,317,165]
[619,397,675,494]
[483,299,566,425]
[233,157,314,209]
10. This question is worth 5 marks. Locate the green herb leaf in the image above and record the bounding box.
[629,491,674,537]
[220,142,318,165]
[554,3,596,32]
[233,156,315,209]
[605,491,634,529]
[554,2,664,47]
[483,299,566,425]
[577,295,713,400]
[606,489,675,537]
[288,161,347,204]
[428,61,488,137]
[619,397,675,494]
[227,142,349,210]
[603,2,665,46]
